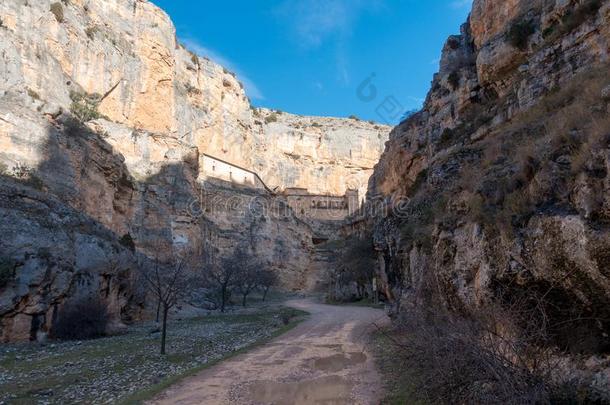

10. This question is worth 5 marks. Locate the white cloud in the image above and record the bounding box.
[182,38,264,101]
[274,0,384,47]
[336,51,350,85]
[275,0,352,48]
[274,0,384,86]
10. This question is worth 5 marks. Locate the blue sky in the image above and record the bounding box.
[153,0,473,124]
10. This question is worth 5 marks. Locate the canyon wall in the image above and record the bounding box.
[0,0,388,341]
[364,0,610,381]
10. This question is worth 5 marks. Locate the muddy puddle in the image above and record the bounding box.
[249,375,352,405]
[311,352,367,372]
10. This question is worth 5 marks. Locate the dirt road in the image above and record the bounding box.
[151,299,390,405]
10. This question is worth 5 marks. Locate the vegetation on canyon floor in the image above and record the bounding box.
[375,295,608,404]
[0,302,307,405]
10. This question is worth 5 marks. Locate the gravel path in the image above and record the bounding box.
[150,299,390,405]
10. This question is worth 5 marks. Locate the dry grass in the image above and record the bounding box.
[50,2,64,23]
[382,270,608,404]
[452,64,610,232]
[543,0,603,43]
[265,113,278,124]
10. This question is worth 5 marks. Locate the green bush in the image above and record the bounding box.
[189,52,198,66]
[85,25,98,40]
[279,308,299,325]
[27,88,41,101]
[562,0,601,32]
[70,90,105,122]
[184,83,202,95]
[50,2,64,23]
[507,19,536,50]
[448,71,460,90]
[544,0,601,42]
[439,128,454,147]
[447,37,460,50]
[119,233,136,251]
[265,113,278,124]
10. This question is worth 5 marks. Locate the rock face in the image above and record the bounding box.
[0,0,388,341]
[253,110,387,199]
[365,0,610,371]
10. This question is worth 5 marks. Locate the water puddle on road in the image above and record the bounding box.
[249,375,352,405]
[311,352,367,372]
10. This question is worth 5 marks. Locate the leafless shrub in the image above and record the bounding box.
[10,162,44,190]
[388,306,547,404]
[384,270,607,404]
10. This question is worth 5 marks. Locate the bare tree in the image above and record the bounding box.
[236,262,259,307]
[205,248,248,312]
[257,267,278,301]
[325,235,376,302]
[341,236,376,298]
[140,255,190,355]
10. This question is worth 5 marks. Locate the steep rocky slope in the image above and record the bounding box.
[0,0,388,341]
[364,0,610,383]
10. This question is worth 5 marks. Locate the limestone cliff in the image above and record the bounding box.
[0,0,388,341]
[363,0,610,387]
[253,109,387,199]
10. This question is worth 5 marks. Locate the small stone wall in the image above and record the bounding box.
[284,188,359,221]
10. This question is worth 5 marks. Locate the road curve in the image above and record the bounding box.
[150,299,390,405]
